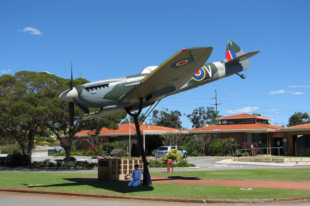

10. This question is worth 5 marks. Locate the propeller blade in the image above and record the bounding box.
[56,79,66,91]
[69,102,74,128]
[70,60,73,90]
[73,97,90,114]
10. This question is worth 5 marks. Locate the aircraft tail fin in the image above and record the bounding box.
[223,40,245,63]
[223,40,259,71]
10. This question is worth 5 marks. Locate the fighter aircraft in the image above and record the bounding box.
[59,40,259,120]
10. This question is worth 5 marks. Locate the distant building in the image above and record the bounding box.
[189,113,310,156]
[65,114,310,156]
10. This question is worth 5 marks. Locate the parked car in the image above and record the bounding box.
[155,146,188,159]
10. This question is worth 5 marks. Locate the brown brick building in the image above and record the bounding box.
[74,124,179,156]
[70,113,310,156]
[188,113,310,156]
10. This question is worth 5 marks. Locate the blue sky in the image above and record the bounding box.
[1,0,310,128]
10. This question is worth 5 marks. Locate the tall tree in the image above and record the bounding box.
[186,106,221,128]
[0,71,127,163]
[43,73,127,162]
[0,71,59,158]
[160,132,189,146]
[288,112,310,127]
[152,108,182,128]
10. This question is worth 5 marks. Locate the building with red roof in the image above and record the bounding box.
[74,123,181,156]
[71,113,310,156]
[188,113,310,156]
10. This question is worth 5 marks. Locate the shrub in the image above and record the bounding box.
[177,158,189,167]
[0,144,20,154]
[151,149,157,156]
[32,161,42,166]
[241,142,259,156]
[42,141,51,145]
[210,140,225,156]
[234,151,250,157]
[6,153,31,166]
[180,140,202,156]
[163,149,182,162]
[156,158,165,165]
[221,137,239,155]
[110,148,127,157]
[45,138,55,143]
[86,150,96,156]
[35,136,44,143]
[64,161,74,167]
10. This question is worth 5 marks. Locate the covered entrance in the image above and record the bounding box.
[293,135,310,156]
[273,137,288,155]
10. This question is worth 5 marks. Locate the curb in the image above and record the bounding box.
[1,188,310,204]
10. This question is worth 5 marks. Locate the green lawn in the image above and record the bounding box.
[0,169,309,199]
[151,168,310,182]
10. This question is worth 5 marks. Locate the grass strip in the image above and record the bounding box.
[151,168,310,182]
[0,171,310,199]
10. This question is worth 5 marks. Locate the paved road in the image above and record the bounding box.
[1,191,310,206]
[151,157,310,172]
[1,155,309,173]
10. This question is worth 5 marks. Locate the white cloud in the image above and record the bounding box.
[227,106,259,114]
[22,27,42,35]
[268,90,286,94]
[269,90,305,95]
[1,69,11,74]
[42,71,52,74]
[291,92,304,95]
[287,85,310,88]
[265,109,282,112]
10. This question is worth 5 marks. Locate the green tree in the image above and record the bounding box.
[0,71,59,158]
[152,108,182,128]
[221,137,239,155]
[186,106,222,128]
[287,112,310,127]
[43,73,127,162]
[0,71,127,163]
[160,132,189,146]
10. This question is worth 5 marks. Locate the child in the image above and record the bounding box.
[128,164,142,187]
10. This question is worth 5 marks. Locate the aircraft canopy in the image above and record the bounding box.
[140,66,158,74]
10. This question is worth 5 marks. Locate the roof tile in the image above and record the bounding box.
[188,123,283,131]
[76,123,179,135]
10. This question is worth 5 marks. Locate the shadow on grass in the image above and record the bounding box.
[25,178,153,194]
[167,176,201,180]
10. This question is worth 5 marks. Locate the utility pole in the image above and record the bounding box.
[211,90,222,125]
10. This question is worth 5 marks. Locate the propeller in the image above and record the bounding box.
[66,61,90,128]
[59,61,91,128]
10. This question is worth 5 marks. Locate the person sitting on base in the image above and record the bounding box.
[128,164,142,187]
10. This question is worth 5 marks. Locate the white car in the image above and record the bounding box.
[155,146,188,159]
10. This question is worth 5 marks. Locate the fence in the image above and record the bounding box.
[236,147,284,157]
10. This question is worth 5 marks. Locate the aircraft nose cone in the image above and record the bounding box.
[59,87,78,102]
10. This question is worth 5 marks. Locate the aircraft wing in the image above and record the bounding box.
[120,47,213,104]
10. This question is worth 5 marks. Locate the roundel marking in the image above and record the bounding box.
[176,60,188,66]
[192,68,206,81]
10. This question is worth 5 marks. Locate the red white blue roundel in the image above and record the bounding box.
[176,60,188,66]
[192,68,206,81]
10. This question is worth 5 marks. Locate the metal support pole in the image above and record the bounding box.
[125,99,152,186]
[212,90,222,125]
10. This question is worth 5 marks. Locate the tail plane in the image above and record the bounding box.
[224,40,259,71]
